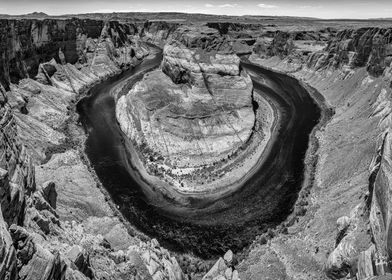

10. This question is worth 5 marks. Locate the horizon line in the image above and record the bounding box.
[1,11,392,21]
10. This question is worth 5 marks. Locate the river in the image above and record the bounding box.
[76,49,321,259]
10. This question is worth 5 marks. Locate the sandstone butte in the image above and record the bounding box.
[0,13,391,280]
[116,26,267,198]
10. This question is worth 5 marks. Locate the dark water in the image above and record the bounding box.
[76,51,321,259]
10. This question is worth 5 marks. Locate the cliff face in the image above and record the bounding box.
[369,128,392,269]
[0,19,142,89]
[0,18,186,280]
[4,19,148,163]
[252,29,334,70]
[206,22,264,35]
[253,27,392,78]
[0,88,35,279]
[139,21,258,55]
[309,28,392,77]
[0,19,100,87]
[245,26,392,280]
[139,20,180,47]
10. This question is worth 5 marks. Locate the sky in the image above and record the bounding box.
[0,0,391,19]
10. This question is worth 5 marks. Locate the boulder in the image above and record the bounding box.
[40,181,57,209]
[67,245,93,278]
[0,208,17,280]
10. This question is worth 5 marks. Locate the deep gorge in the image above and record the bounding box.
[76,46,322,259]
[1,14,392,280]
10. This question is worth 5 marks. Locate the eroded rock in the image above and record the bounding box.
[116,25,256,194]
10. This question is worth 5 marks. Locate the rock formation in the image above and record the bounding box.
[140,21,180,47]
[116,25,258,194]
[201,250,241,280]
[242,26,392,280]
[3,19,148,162]
[0,18,184,280]
[252,27,392,78]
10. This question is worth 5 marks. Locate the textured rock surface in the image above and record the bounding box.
[240,25,392,280]
[140,21,180,47]
[35,149,112,222]
[0,19,143,88]
[202,250,241,280]
[252,27,392,78]
[308,28,392,76]
[367,129,392,277]
[0,17,185,280]
[0,105,35,226]
[0,206,17,280]
[3,19,149,163]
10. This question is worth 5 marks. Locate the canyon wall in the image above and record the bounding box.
[4,18,149,162]
[0,18,186,280]
[139,20,180,47]
[241,27,392,280]
[0,19,142,88]
[0,88,34,279]
[252,27,392,77]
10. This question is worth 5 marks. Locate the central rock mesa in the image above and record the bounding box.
[116,26,257,193]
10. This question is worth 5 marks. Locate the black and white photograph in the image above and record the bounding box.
[0,0,391,279]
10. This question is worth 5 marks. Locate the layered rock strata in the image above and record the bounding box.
[252,27,392,77]
[237,27,392,280]
[140,21,181,47]
[0,18,185,280]
[0,19,138,87]
[4,19,148,162]
[116,26,262,196]
[0,94,34,279]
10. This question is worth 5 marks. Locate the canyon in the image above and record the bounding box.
[77,25,321,263]
[0,12,392,280]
